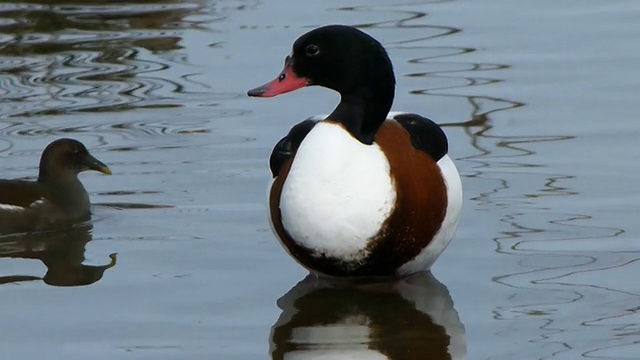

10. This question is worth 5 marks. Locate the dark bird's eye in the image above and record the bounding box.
[305,44,320,57]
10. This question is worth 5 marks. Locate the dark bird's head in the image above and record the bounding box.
[38,138,111,182]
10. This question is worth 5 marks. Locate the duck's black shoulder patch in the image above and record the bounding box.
[269,119,319,178]
[392,113,448,161]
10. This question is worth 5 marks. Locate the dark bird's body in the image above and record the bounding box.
[0,138,111,235]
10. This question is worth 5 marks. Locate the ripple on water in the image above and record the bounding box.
[0,0,249,117]
[463,118,634,358]
[271,272,466,359]
[329,3,639,358]
[0,224,117,287]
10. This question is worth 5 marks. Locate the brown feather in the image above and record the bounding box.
[269,120,448,277]
[364,120,448,273]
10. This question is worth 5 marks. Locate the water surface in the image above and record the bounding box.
[1,0,639,359]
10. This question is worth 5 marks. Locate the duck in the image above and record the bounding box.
[248,25,463,277]
[0,138,111,235]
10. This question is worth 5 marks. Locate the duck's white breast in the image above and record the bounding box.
[278,122,396,262]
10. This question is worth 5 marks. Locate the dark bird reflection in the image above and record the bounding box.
[0,223,116,287]
[271,272,466,360]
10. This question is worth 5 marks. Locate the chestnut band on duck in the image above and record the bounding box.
[249,25,463,277]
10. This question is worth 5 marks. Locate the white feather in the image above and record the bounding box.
[29,199,45,208]
[0,198,48,214]
[279,122,396,262]
[0,204,27,212]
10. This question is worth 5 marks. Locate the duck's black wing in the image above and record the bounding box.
[391,113,448,162]
[269,118,320,178]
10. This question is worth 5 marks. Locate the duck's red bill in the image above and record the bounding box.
[247,66,309,97]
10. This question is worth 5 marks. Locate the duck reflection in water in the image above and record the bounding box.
[0,223,116,287]
[271,272,466,360]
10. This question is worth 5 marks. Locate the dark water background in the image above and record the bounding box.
[1,1,639,359]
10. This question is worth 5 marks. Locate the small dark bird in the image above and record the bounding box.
[0,138,111,234]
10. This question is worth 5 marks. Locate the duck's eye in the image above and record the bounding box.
[305,44,320,57]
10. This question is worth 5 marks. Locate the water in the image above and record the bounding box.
[1,0,639,359]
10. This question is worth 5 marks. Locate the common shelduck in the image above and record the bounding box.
[248,25,462,277]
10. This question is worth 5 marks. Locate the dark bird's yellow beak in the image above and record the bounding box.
[84,154,112,175]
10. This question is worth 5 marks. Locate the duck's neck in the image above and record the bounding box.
[327,76,395,145]
[38,174,90,214]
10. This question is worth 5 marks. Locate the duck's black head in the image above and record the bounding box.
[297,25,395,96]
[38,138,111,182]
[249,25,395,98]
[248,25,396,144]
